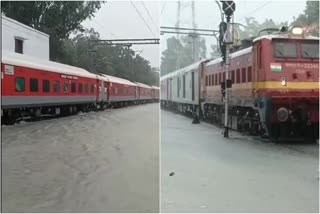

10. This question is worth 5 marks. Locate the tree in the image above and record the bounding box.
[160,35,207,76]
[1,1,104,60]
[60,28,158,86]
[292,1,319,36]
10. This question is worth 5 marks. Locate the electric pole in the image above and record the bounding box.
[220,1,236,138]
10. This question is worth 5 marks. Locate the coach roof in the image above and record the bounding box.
[100,74,137,86]
[2,50,97,79]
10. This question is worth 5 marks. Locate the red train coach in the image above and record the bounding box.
[100,74,138,106]
[1,51,99,123]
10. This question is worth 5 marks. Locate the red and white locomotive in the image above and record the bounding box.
[1,50,159,124]
[161,27,319,140]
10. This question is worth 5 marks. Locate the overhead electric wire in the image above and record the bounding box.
[92,19,118,39]
[130,0,156,37]
[238,1,272,21]
[141,1,158,33]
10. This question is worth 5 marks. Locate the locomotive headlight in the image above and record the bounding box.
[291,26,303,35]
[281,76,287,86]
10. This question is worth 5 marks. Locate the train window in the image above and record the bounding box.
[90,85,94,93]
[236,69,240,83]
[218,73,221,84]
[223,73,226,82]
[208,75,211,86]
[231,70,235,83]
[84,84,89,93]
[211,74,214,86]
[215,73,218,85]
[206,76,208,86]
[273,41,297,58]
[30,78,38,92]
[247,66,252,82]
[71,83,76,93]
[43,80,50,92]
[301,43,319,58]
[15,77,25,92]
[63,83,68,92]
[241,68,246,83]
[78,83,83,93]
[53,81,60,92]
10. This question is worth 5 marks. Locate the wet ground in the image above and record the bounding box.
[2,103,160,212]
[161,110,319,213]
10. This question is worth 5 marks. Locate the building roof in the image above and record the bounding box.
[2,15,49,38]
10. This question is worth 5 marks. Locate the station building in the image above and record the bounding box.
[2,15,50,60]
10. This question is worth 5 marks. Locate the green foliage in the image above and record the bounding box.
[160,36,207,76]
[292,1,319,36]
[1,1,104,60]
[61,28,159,86]
[239,17,288,39]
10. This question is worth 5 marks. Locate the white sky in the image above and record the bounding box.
[82,0,307,67]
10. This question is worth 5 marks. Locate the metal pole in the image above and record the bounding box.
[224,16,231,138]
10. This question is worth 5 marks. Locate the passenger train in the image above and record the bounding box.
[1,51,159,124]
[161,27,319,140]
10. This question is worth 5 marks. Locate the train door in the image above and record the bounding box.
[169,78,172,101]
[101,81,108,102]
[166,79,170,100]
[252,42,261,98]
[97,79,103,103]
[191,71,195,101]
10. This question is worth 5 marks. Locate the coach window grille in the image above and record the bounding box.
[90,85,94,93]
[218,73,221,84]
[85,84,89,93]
[215,73,218,85]
[79,83,83,93]
[63,83,68,92]
[212,74,215,86]
[241,68,246,83]
[223,73,226,82]
[236,69,240,83]
[231,70,235,83]
[54,81,60,92]
[71,83,76,93]
[43,80,50,92]
[247,66,252,82]
[15,77,25,92]
[206,76,208,86]
[30,78,38,92]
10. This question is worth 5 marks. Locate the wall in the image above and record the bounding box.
[1,15,50,60]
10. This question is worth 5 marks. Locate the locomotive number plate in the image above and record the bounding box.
[4,65,14,75]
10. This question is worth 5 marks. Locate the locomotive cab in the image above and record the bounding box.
[252,27,319,139]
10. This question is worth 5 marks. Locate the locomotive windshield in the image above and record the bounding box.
[301,43,319,58]
[273,41,297,58]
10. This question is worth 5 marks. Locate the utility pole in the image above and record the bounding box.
[88,38,159,75]
[220,1,236,138]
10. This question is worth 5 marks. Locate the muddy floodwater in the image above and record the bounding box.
[161,110,319,213]
[2,103,160,213]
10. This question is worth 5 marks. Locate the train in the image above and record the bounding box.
[161,26,319,140]
[1,50,159,124]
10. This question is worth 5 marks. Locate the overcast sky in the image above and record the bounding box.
[82,0,307,67]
